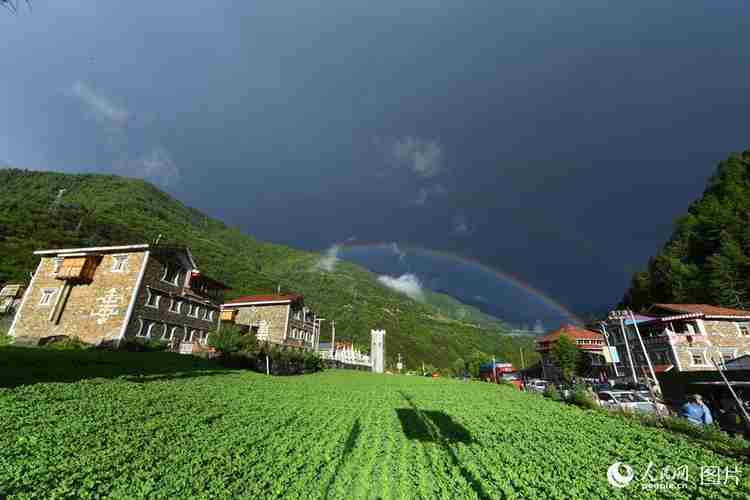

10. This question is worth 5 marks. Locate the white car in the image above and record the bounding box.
[598,391,655,413]
[527,379,548,393]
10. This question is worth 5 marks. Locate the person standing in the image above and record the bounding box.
[680,394,713,426]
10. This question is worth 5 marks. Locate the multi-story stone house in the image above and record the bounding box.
[535,324,607,380]
[220,293,319,350]
[8,244,229,350]
[604,304,750,376]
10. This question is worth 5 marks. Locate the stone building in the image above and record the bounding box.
[535,325,607,380]
[220,293,319,349]
[8,244,228,350]
[604,304,750,376]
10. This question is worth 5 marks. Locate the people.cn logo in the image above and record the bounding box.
[607,462,635,488]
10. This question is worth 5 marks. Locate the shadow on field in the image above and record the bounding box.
[0,346,236,388]
[323,418,362,496]
[395,409,472,443]
[397,392,490,500]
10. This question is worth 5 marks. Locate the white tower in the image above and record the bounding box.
[370,329,386,373]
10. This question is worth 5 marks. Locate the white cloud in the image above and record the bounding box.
[71,81,129,128]
[414,184,447,206]
[378,273,424,301]
[121,147,180,187]
[389,242,406,262]
[452,214,471,235]
[316,244,340,272]
[390,137,443,178]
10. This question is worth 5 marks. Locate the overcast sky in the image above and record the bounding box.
[2,1,750,319]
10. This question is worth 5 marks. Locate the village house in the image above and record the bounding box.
[8,244,229,351]
[604,304,750,376]
[220,293,320,350]
[536,324,607,380]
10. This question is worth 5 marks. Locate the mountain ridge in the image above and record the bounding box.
[0,168,539,369]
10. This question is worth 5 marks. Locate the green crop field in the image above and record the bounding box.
[1,348,749,499]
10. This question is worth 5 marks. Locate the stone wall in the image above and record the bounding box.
[670,319,750,371]
[10,252,146,346]
[122,253,220,346]
[233,303,290,344]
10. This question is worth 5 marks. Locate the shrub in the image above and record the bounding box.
[543,383,561,401]
[119,338,169,352]
[42,336,89,350]
[209,325,257,355]
[0,333,11,347]
[571,384,598,410]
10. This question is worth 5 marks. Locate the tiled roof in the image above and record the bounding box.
[224,293,302,305]
[538,324,604,343]
[652,304,750,318]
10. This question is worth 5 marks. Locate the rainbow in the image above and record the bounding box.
[336,241,584,325]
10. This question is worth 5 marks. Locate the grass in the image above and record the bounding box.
[2,347,750,498]
[0,346,225,388]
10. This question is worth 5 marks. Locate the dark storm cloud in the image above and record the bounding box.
[3,1,750,320]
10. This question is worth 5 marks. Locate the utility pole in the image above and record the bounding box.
[610,311,638,383]
[397,353,403,373]
[519,348,526,370]
[331,320,336,360]
[600,322,621,378]
[712,357,750,435]
[628,310,660,394]
[492,356,497,384]
[314,317,326,353]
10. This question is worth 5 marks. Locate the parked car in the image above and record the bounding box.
[598,391,655,413]
[527,379,549,393]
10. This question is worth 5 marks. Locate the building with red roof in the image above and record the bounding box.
[536,325,607,380]
[604,304,750,379]
[220,293,319,350]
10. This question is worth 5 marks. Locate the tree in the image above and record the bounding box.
[208,324,257,355]
[551,335,580,383]
[467,350,488,379]
[621,149,750,310]
[451,358,467,377]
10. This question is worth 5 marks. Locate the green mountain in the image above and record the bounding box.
[0,169,538,369]
[622,149,750,311]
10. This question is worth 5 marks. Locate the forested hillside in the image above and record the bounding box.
[0,169,538,369]
[622,149,750,311]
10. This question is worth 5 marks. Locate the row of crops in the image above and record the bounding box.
[1,365,749,498]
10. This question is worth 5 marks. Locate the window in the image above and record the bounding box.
[111,254,129,272]
[162,264,183,285]
[690,350,707,366]
[162,326,176,341]
[39,288,58,306]
[189,329,198,342]
[738,324,749,337]
[136,319,148,337]
[720,349,736,363]
[202,308,210,320]
[146,322,163,339]
[169,299,181,313]
[52,257,63,274]
[193,305,201,318]
[146,289,160,308]
[170,326,183,341]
